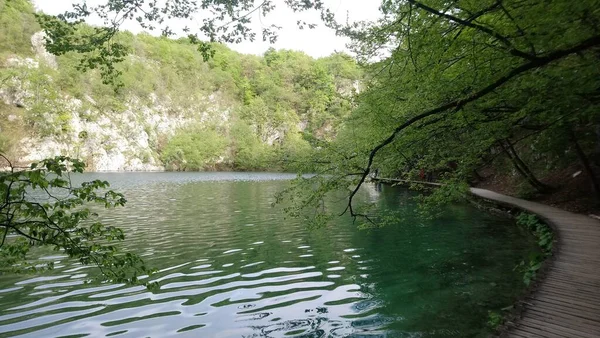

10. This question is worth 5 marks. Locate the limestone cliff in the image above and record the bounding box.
[0,3,361,172]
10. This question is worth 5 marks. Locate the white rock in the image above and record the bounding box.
[31,32,57,69]
[4,65,243,171]
[6,57,38,69]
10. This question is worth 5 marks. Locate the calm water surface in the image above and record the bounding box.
[0,173,537,337]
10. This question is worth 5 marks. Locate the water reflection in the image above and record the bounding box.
[0,173,536,337]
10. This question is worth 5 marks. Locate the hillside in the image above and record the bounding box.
[0,0,361,171]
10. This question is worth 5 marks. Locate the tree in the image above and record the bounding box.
[0,155,153,285]
[329,0,600,213]
[160,127,228,170]
[34,0,340,85]
[277,0,600,223]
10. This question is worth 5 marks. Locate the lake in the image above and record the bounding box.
[0,172,537,337]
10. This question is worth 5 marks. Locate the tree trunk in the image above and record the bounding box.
[500,140,551,193]
[569,129,600,202]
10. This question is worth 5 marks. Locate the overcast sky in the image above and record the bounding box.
[32,0,382,58]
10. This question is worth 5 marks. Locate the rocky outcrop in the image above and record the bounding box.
[0,32,233,171]
[1,29,350,171]
[31,32,57,69]
[7,91,232,171]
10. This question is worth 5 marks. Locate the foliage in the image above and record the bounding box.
[486,304,514,332]
[515,212,554,285]
[0,155,154,285]
[487,311,503,331]
[0,0,39,57]
[229,119,274,170]
[36,13,128,86]
[160,126,228,171]
[414,179,469,218]
[0,0,362,172]
[33,0,341,83]
[276,0,600,221]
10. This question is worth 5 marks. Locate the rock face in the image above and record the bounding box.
[1,32,233,171]
[17,100,182,171]
[7,92,230,171]
[31,32,57,69]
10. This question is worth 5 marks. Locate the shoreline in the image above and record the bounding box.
[371,178,556,335]
[372,177,600,337]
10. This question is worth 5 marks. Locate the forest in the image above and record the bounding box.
[0,0,362,172]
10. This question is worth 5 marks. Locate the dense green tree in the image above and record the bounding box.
[161,126,228,170]
[277,0,600,222]
[339,0,598,205]
[229,119,274,170]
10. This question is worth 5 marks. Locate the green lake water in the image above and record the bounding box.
[0,173,538,337]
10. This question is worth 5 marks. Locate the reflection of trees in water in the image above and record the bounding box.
[242,307,395,338]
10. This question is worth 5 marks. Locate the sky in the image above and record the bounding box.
[32,0,382,58]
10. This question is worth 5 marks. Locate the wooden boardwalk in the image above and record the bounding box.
[373,179,600,337]
[469,188,600,338]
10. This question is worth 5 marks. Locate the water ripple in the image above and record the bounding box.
[0,173,538,338]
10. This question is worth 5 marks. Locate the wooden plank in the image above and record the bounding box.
[545,272,600,285]
[526,306,600,328]
[537,285,600,303]
[526,295,600,313]
[520,316,598,338]
[469,186,600,338]
[541,281,600,296]
[526,312,600,335]
[525,299,600,322]
[531,291,600,309]
[508,332,538,338]
[510,324,567,338]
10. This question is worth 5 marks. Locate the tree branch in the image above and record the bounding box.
[407,0,537,61]
[342,34,600,218]
[0,154,13,172]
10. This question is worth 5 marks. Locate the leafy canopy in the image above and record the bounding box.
[0,155,154,285]
[35,0,340,85]
[280,0,600,224]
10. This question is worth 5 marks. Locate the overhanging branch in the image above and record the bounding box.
[408,0,537,61]
[342,34,600,218]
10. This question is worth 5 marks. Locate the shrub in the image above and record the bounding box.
[160,126,228,170]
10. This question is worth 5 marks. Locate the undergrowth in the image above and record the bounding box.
[514,212,554,286]
[487,212,554,332]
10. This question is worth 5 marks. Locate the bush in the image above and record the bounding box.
[229,120,274,170]
[160,126,228,170]
[0,0,40,57]
[515,212,554,285]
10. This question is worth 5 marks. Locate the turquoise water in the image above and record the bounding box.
[0,173,537,337]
